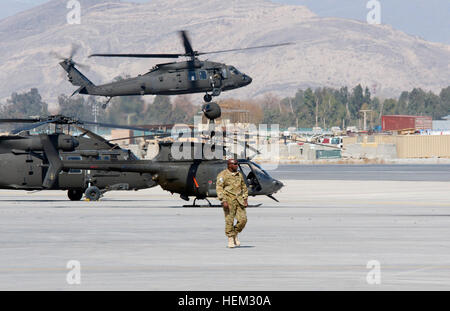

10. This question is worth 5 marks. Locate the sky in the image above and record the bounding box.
[1,0,449,44]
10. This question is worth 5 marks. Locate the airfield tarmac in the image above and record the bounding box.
[0,164,449,290]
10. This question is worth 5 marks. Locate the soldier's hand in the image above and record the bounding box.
[222,201,229,209]
[244,199,248,207]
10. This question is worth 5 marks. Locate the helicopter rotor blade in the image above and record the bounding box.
[0,118,41,123]
[40,134,63,189]
[49,51,67,60]
[179,30,195,56]
[89,53,182,59]
[70,43,80,59]
[11,120,55,134]
[1,115,154,134]
[292,138,343,150]
[198,42,294,56]
[73,124,112,145]
[107,132,171,142]
[78,120,151,132]
[51,44,89,70]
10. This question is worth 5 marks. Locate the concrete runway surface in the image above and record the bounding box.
[0,165,449,290]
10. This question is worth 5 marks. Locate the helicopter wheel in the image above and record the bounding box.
[84,186,101,201]
[204,94,212,102]
[67,189,83,201]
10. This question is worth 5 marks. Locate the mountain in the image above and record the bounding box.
[0,0,449,109]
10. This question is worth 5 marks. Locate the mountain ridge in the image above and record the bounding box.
[0,0,449,108]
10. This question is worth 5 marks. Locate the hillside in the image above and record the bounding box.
[0,0,449,108]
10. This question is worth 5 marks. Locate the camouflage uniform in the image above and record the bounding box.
[216,169,248,237]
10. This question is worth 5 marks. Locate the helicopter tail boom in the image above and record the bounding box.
[59,60,95,95]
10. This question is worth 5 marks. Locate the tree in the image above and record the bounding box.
[439,86,450,118]
[106,95,145,125]
[58,95,104,122]
[349,84,364,119]
[1,88,48,118]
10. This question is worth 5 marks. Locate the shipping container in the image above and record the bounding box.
[396,135,450,158]
[382,115,432,131]
[316,149,341,159]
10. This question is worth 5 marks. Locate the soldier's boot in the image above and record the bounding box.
[234,235,241,247]
[227,237,235,248]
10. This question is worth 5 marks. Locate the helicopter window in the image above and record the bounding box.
[238,163,261,191]
[188,71,197,81]
[198,70,207,80]
[103,156,110,161]
[229,66,241,75]
[221,68,228,79]
[250,162,270,178]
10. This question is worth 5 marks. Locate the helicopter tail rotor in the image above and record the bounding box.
[52,44,95,95]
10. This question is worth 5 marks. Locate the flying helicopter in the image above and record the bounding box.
[59,31,292,108]
[0,115,161,201]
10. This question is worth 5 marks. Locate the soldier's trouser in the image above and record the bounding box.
[223,199,247,237]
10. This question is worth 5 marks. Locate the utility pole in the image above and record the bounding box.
[315,98,319,128]
[359,109,372,131]
[92,100,98,133]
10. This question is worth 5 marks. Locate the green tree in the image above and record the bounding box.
[1,88,48,118]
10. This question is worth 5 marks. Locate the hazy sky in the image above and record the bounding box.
[1,0,449,44]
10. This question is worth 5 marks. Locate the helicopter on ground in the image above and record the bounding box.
[0,112,284,205]
[53,140,285,206]
[59,31,292,108]
[0,115,160,200]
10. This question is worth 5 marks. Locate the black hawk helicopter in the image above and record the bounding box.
[59,31,292,108]
[0,115,160,201]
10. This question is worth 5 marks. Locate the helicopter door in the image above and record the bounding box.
[58,156,86,189]
[23,154,41,187]
[238,163,261,194]
[211,69,225,89]
[167,71,184,91]
[196,70,209,90]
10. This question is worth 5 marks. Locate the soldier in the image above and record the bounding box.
[216,159,248,248]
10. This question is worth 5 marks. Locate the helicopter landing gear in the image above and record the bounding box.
[204,94,212,102]
[84,186,102,201]
[67,189,83,201]
[102,97,113,109]
[183,197,214,207]
[212,88,221,97]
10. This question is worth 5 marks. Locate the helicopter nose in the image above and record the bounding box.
[272,179,284,192]
[242,74,252,85]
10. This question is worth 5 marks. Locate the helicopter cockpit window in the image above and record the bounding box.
[221,68,228,79]
[198,70,207,80]
[238,163,261,191]
[250,162,270,178]
[229,66,241,75]
[188,71,197,81]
